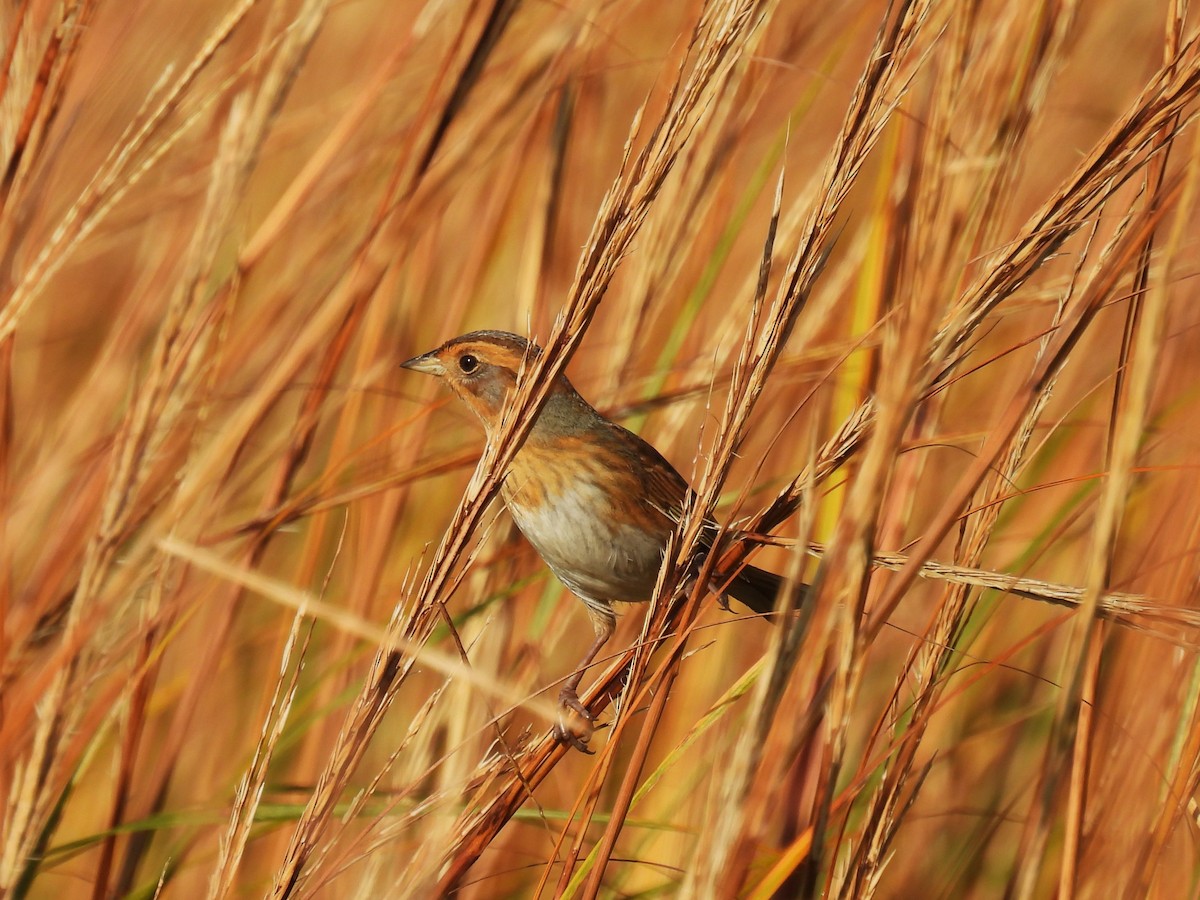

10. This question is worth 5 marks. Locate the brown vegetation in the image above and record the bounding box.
[3,0,1200,896]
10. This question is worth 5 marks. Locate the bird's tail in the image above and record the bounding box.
[723,563,801,616]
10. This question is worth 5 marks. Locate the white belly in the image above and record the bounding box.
[504,478,665,604]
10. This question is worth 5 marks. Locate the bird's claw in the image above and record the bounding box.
[555,686,595,753]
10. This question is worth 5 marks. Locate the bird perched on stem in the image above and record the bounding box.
[402,331,786,751]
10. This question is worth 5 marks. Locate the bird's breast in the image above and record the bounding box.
[502,440,670,603]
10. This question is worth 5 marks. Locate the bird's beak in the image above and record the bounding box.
[400,351,445,376]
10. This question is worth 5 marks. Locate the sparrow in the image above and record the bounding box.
[403,331,783,750]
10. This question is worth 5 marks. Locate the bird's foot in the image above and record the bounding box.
[555,686,595,753]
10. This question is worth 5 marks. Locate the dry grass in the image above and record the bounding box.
[4,0,1200,897]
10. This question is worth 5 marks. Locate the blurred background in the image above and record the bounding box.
[3,0,1200,896]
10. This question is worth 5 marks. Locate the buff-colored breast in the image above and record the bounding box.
[502,437,672,606]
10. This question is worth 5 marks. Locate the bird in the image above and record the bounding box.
[402,330,786,750]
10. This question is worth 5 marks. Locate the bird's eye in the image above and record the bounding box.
[458,354,479,374]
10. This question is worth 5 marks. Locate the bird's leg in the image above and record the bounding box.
[555,607,614,752]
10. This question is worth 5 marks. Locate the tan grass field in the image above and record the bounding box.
[4,0,1200,896]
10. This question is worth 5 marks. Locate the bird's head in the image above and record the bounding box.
[401,331,577,433]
